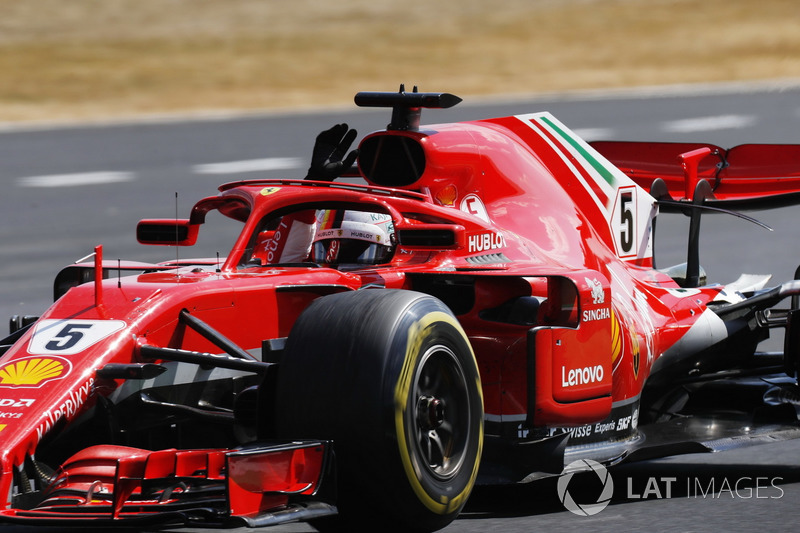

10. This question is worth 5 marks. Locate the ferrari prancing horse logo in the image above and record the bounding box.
[630,329,641,379]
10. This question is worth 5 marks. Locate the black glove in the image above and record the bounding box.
[305,123,359,181]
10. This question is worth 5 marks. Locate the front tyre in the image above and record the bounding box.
[276,290,483,532]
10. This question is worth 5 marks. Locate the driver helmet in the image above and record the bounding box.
[312,210,395,265]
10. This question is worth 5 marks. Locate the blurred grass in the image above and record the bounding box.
[0,0,799,122]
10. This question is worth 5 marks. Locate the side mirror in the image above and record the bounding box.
[137,219,199,246]
[395,224,465,249]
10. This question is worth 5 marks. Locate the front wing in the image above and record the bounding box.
[0,440,336,528]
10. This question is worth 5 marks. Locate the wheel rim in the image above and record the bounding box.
[411,344,471,481]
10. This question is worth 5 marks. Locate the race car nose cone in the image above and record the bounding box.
[417,396,445,430]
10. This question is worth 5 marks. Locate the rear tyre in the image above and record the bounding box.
[276,289,483,532]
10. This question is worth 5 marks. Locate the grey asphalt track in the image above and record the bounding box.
[3,82,800,532]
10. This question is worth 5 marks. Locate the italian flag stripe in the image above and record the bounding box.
[524,116,610,211]
[539,115,618,190]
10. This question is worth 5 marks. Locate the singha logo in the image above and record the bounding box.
[585,277,605,305]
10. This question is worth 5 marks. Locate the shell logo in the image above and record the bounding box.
[435,185,458,206]
[0,356,71,388]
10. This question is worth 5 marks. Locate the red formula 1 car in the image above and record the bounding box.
[2,88,800,531]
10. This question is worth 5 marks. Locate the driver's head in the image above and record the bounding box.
[312,210,394,265]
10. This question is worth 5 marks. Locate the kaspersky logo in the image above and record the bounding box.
[0,356,71,388]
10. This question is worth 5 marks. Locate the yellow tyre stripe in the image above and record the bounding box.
[393,310,484,515]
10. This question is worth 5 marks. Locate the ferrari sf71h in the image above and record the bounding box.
[2,88,800,531]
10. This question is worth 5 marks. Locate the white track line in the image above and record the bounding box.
[572,128,615,141]
[192,157,303,175]
[662,114,756,133]
[17,171,135,188]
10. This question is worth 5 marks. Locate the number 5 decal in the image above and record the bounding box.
[612,186,639,259]
[28,319,126,356]
[44,323,93,351]
[619,191,634,254]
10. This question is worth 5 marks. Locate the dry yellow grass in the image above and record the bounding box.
[1,0,799,122]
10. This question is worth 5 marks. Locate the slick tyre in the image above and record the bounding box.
[276,289,483,532]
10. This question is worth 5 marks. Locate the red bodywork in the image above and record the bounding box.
[1,96,800,527]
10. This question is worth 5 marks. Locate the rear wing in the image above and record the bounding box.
[591,142,800,208]
[591,141,800,289]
